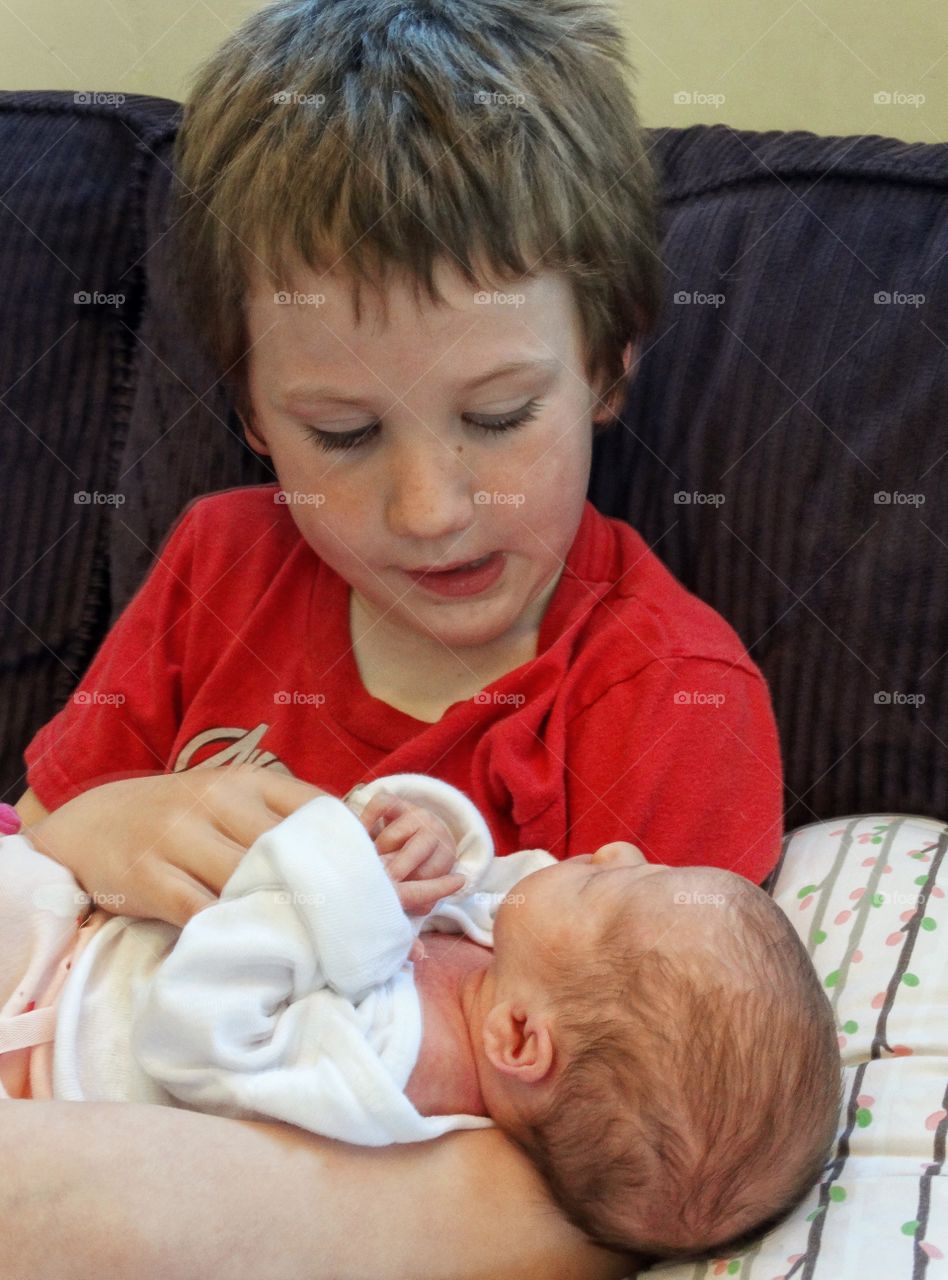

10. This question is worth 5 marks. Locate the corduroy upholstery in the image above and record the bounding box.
[1,91,945,832]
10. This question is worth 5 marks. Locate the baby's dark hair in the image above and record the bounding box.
[171,0,663,431]
[506,875,843,1264]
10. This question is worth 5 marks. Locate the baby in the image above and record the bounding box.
[0,776,841,1264]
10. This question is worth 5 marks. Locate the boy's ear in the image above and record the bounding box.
[482,999,556,1086]
[591,340,636,426]
[236,409,270,457]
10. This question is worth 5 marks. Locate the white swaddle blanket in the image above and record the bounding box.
[51,773,555,1144]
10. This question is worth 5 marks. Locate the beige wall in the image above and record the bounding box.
[0,0,944,144]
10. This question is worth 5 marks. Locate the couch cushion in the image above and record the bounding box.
[590,125,948,831]
[0,91,271,805]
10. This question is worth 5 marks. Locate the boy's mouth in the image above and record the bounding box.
[407,554,493,574]
[402,551,506,596]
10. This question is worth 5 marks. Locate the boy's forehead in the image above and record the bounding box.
[243,255,577,338]
[241,258,585,404]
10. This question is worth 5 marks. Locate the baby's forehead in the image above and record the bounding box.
[609,864,772,938]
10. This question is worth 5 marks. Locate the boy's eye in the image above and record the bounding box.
[301,398,545,454]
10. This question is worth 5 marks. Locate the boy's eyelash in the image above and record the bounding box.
[301,398,545,454]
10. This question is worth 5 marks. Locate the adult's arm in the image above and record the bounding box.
[0,1101,637,1280]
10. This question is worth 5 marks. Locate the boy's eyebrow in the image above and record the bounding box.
[281,357,560,407]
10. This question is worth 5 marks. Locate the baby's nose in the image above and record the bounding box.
[591,841,646,867]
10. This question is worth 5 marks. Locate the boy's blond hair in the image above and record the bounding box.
[507,885,843,1263]
[171,0,663,430]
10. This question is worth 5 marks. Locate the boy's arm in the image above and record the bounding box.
[0,1102,638,1280]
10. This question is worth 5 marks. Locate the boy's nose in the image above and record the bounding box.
[590,841,646,867]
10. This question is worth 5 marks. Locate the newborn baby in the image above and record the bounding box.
[0,774,842,1264]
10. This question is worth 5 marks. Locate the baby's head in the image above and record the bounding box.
[473,845,842,1263]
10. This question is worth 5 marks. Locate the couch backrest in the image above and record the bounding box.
[1,91,944,830]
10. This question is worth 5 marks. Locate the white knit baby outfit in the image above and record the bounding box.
[43,774,555,1143]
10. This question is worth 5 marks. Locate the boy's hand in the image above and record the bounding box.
[27,763,328,928]
[357,790,466,915]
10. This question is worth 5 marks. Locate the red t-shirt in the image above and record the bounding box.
[25,485,783,882]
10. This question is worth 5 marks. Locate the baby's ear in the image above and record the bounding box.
[482,1000,555,1085]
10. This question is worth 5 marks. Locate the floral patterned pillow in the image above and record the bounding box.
[647,812,948,1280]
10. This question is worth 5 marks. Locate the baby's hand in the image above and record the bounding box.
[356,790,466,914]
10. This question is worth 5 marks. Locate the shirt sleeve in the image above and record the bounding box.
[23,501,202,810]
[560,657,784,884]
